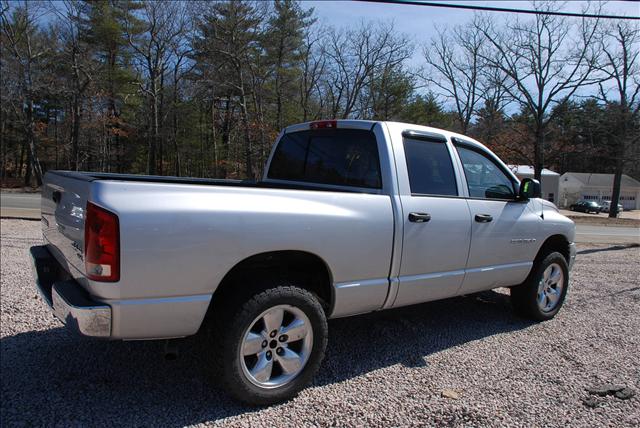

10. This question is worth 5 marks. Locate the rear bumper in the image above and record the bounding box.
[30,245,111,338]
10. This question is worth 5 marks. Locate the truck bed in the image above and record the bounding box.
[40,169,396,338]
[47,171,373,194]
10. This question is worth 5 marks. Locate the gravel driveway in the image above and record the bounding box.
[1,219,639,427]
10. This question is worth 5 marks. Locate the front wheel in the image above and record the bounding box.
[216,286,328,405]
[510,252,569,321]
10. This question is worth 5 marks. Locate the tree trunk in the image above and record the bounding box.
[251,85,267,176]
[609,167,623,218]
[172,77,181,177]
[53,108,59,169]
[108,49,121,173]
[0,108,6,181]
[71,96,81,170]
[239,98,253,179]
[533,126,544,182]
[18,140,26,179]
[609,100,633,218]
[238,81,253,179]
[275,41,284,131]
[24,147,32,186]
[148,86,158,175]
[220,97,232,179]
[609,108,627,218]
[24,99,42,187]
[158,73,165,175]
[199,106,204,177]
[211,95,218,178]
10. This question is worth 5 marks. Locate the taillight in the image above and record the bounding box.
[310,120,337,129]
[84,202,120,282]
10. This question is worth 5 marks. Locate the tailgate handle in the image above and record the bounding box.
[408,212,431,223]
[52,191,62,204]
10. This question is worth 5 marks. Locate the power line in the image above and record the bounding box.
[356,0,640,20]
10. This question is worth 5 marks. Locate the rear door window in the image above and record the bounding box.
[403,138,458,196]
[268,129,382,189]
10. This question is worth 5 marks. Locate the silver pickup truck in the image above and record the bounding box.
[30,120,576,404]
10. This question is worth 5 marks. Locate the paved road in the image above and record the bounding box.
[0,192,40,218]
[1,193,40,209]
[1,192,638,243]
[575,224,639,244]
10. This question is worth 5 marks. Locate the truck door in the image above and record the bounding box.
[452,142,542,294]
[392,131,473,307]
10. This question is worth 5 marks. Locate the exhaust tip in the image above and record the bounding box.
[163,339,179,360]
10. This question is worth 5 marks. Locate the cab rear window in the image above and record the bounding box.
[267,129,382,189]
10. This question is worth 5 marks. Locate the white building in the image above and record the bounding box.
[509,165,560,203]
[559,172,640,210]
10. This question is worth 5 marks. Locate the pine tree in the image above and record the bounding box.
[80,0,140,172]
[264,0,315,130]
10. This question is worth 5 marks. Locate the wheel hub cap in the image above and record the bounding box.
[240,304,313,389]
[537,263,565,313]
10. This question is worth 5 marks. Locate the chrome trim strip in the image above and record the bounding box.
[399,269,466,283]
[108,294,212,306]
[465,261,532,274]
[334,278,389,289]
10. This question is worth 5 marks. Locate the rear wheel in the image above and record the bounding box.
[511,252,569,321]
[216,286,328,405]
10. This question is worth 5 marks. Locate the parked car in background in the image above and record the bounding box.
[569,200,601,214]
[599,200,623,213]
[30,120,576,405]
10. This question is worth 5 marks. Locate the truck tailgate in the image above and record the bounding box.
[41,172,92,278]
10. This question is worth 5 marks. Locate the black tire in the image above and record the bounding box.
[216,285,328,405]
[510,252,569,321]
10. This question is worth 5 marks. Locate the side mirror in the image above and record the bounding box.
[485,184,516,200]
[518,178,541,200]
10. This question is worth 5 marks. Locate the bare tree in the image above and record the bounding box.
[597,21,640,217]
[299,26,326,121]
[476,3,601,180]
[169,27,195,177]
[422,22,485,133]
[124,0,187,175]
[1,0,49,185]
[322,22,412,119]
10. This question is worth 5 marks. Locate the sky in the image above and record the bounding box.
[306,1,640,38]
[302,0,640,105]
[304,0,640,66]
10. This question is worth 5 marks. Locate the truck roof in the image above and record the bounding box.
[283,119,488,152]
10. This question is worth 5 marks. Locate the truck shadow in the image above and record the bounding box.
[1,289,532,426]
[577,243,639,255]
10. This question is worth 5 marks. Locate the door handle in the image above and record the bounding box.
[475,214,493,223]
[408,212,431,223]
